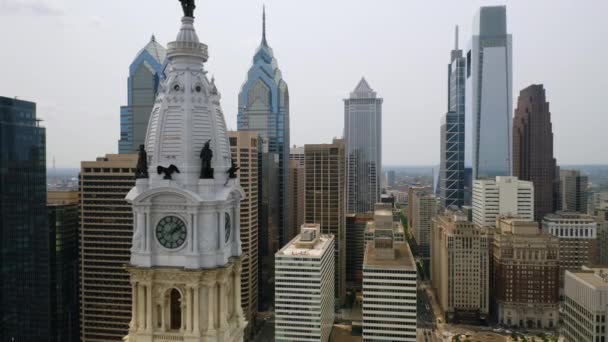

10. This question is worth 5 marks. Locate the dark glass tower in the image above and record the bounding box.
[513,84,557,221]
[47,191,80,342]
[0,96,50,341]
[439,27,466,208]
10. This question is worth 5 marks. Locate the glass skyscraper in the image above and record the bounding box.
[118,36,166,154]
[237,7,289,309]
[344,78,382,214]
[439,27,466,208]
[0,96,50,341]
[465,6,513,181]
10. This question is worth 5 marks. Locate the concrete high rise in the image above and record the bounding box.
[431,209,490,323]
[344,78,382,214]
[513,84,557,221]
[48,191,80,342]
[237,7,290,250]
[304,140,346,303]
[472,176,534,227]
[229,131,259,331]
[275,224,335,342]
[290,145,304,166]
[562,267,608,342]
[124,8,246,340]
[560,170,588,213]
[409,188,438,265]
[465,6,513,180]
[493,218,559,329]
[118,36,166,154]
[0,97,50,340]
[543,212,598,289]
[79,154,137,342]
[439,26,467,208]
[362,228,417,341]
[595,209,608,265]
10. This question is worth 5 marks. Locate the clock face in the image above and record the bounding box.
[225,212,231,243]
[156,216,187,249]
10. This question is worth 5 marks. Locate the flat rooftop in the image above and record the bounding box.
[276,234,333,258]
[569,268,608,288]
[363,242,416,270]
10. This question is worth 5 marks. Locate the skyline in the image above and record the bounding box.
[1,0,607,167]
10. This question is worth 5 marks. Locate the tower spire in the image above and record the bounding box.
[262,4,267,45]
[454,25,459,50]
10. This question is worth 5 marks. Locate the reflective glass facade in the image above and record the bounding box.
[344,79,382,214]
[118,37,166,154]
[0,97,50,341]
[465,6,513,181]
[439,31,466,208]
[237,13,290,309]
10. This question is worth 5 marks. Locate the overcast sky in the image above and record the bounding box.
[1,0,606,168]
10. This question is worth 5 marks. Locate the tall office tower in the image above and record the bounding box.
[543,212,598,289]
[560,170,588,213]
[465,6,513,181]
[290,145,304,165]
[275,224,335,342]
[407,185,427,228]
[387,170,396,188]
[118,36,166,154]
[513,84,557,221]
[590,192,608,214]
[0,97,50,340]
[228,131,259,331]
[430,209,490,323]
[362,228,417,342]
[48,191,80,342]
[345,213,373,289]
[304,140,346,303]
[562,267,608,342]
[79,154,137,341]
[493,218,560,329]
[472,176,534,227]
[439,26,466,208]
[595,209,608,265]
[409,189,437,267]
[288,159,305,241]
[124,8,246,341]
[344,78,382,214]
[237,7,290,248]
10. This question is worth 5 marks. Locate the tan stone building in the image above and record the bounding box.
[430,209,490,323]
[304,139,346,304]
[228,131,259,328]
[408,188,437,263]
[79,154,137,341]
[542,212,598,289]
[493,218,560,329]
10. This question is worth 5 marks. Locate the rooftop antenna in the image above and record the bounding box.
[454,25,459,50]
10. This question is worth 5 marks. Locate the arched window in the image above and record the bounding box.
[170,289,182,330]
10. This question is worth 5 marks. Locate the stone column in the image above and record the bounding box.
[203,273,216,334]
[185,286,192,333]
[233,263,244,325]
[137,283,146,330]
[146,283,153,332]
[218,271,228,331]
[129,281,138,330]
[145,210,151,252]
[193,285,200,334]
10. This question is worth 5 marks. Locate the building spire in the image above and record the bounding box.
[454,25,459,50]
[262,4,267,45]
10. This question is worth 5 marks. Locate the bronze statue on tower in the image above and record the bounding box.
[178,0,196,18]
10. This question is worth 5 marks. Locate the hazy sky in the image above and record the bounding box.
[1,0,606,167]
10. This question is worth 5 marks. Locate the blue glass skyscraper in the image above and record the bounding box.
[237,7,289,309]
[118,36,166,154]
[0,96,50,341]
[439,27,466,208]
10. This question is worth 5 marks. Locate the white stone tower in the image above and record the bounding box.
[123,5,246,342]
